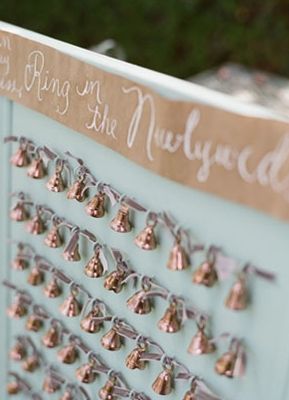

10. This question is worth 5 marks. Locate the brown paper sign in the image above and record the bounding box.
[1,29,289,221]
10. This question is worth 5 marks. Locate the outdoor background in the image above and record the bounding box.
[0,0,288,79]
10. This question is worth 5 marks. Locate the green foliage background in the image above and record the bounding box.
[1,0,288,79]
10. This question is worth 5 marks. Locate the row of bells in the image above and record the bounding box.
[10,332,240,399]
[10,197,191,270]
[11,145,194,262]
[9,297,241,383]
[7,373,127,400]
[11,246,248,311]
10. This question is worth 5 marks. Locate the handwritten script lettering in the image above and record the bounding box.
[24,50,71,115]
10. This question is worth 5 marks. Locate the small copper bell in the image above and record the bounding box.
[134,222,157,250]
[7,298,27,319]
[57,343,78,364]
[152,367,174,395]
[46,167,65,192]
[215,351,237,378]
[43,277,62,298]
[182,381,198,400]
[11,255,28,271]
[43,375,61,393]
[26,314,43,332]
[59,291,82,317]
[158,302,181,333]
[84,249,104,278]
[27,267,44,286]
[22,355,39,372]
[42,326,59,348]
[125,346,146,370]
[75,362,96,383]
[44,225,63,248]
[60,388,74,400]
[10,340,27,361]
[187,324,215,355]
[85,192,106,218]
[10,202,29,222]
[63,231,81,262]
[99,377,117,400]
[7,381,21,395]
[27,158,46,179]
[67,177,87,202]
[110,204,132,233]
[104,270,125,293]
[80,305,103,333]
[127,290,152,315]
[26,214,46,235]
[225,276,248,311]
[10,145,30,167]
[192,260,218,287]
[101,326,122,351]
[167,237,190,271]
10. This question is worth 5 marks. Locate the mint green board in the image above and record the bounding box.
[1,23,289,400]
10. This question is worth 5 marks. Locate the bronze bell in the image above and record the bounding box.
[158,302,181,333]
[60,388,74,400]
[225,276,248,311]
[25,314,43,332]
[182,381,198,400]
[7,299,27,319]
[59,292,82,317]
[187,325,215,355]
[99,377,117,400]
[134,223,157,250]
[192,260,218,287]
[152,367,174,395]
[10,146,30,167]
[46,168,65,192]
[43,277,62,298]
[75,362,96,383]
[125,346,146,370]
[85,192,106,218]
[167,238,190,271]
[80,306,103,333]
[127,290,152,315]
[11,255,28,271]
[27,158,46,179]
[22,355,39,372]
[10,202,29,222]
[104,270,125,293]
[7,381,21,395]
[43,375,61,393]
[62,233,81,262]
[42,326,59,348]
[57,343,78,364]
[67,177,87,202]
[27,267,44,286]
[215,350,237,378]
[44,225,63,248]
[110,204,132,233]
[26,214,46,235]
[84,249,104,278]
[10,340,27,361]
[101,326,122,351]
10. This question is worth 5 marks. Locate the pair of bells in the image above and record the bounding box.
[58,343,78,364]
[101,325,123,351]
[43,374,61,394]
[225,276,248,311]
[80,303,104,334]
[44,224,63,248]
[7,381,22,395]
[27,157,46,179]
[10,145,30,168]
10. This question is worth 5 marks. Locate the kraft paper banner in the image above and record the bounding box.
[1,30,289,221]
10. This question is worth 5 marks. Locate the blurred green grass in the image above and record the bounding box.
[1,0,288,79]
